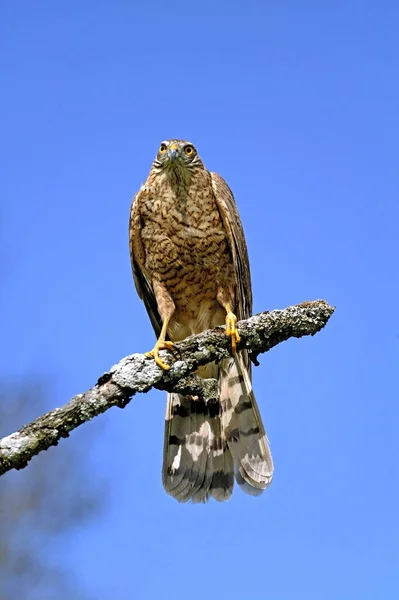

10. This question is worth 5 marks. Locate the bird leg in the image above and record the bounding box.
[224,307,240,355]
[145,321,176,370]
[146,281,176,370]
[217,288,240,356]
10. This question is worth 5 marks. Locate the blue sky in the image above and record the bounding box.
[1,1,399,598]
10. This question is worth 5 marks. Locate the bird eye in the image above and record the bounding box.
[159,143,167,153]
[184,145,194,156]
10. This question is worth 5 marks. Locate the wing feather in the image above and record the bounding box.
[210,172,252,322]
[129,190,162,337]
[211,171,252,374]
[211,172,274,493]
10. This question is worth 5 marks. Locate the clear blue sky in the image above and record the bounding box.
[1,1,398,598]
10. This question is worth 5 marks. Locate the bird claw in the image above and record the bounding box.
[145,340,176,370]
[225,312,240,356]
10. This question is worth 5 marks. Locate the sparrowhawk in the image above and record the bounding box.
[129,139,273,502]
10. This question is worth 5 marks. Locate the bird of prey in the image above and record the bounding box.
[129,139,273,502]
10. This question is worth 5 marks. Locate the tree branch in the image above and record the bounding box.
[0,300,334,477]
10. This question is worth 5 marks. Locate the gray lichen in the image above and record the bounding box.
[0,300,334,477]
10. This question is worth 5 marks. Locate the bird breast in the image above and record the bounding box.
[140,182,231,277]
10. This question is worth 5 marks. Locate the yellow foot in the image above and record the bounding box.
[145,340,176,370]
[225,312,240,356]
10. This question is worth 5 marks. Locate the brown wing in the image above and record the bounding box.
[211,174,273,490]
[210,171,253,322]
[211,171,253,375]
[129,190,162,338]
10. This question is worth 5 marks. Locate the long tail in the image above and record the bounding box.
[162,355,273,503]
[162,391,234,503]
[219,355,274,494]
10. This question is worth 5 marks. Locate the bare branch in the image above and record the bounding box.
[0,300,334,477]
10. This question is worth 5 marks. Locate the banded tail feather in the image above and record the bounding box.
[162,392,234,503]
[162,355,273,503]
[219,355,274,492]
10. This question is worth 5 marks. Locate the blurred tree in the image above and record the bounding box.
[0,380,104,600]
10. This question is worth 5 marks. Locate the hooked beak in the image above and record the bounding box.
[167,144,179,163]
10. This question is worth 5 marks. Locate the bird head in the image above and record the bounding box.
[152,139,202,173]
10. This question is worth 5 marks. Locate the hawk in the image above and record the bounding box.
[129,139,273,502]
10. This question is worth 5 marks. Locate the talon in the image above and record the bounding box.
[146,340,176,370]
[225,312,240,356]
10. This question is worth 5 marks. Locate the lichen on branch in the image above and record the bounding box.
[0,300,334,477]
